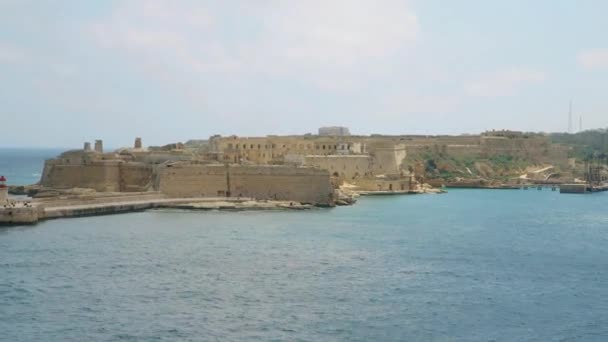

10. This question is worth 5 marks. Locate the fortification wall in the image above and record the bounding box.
[41,162,121,191]
[480,136,551,159]
[40,161,153,192]
[446,145,483,158]
[230,167,332,204]
[369,143,406,174]
[352,177,413,191]
[215,135,366,164]
[158,163,333,205]
[158,164,226,197]
[304,155,373,180]
[119,163,154,192]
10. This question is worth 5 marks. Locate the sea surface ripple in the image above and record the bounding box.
[1,189,608,341]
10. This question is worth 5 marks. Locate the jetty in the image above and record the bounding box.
[0,192,315,226]
[560,183,608,194]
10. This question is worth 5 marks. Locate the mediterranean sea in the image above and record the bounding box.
[1,149,608,341]
[0,148,65,186]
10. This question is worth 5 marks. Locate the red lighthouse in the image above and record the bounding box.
[0,176,7,202]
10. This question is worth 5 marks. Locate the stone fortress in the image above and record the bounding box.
[1,127,578,225]
[38,127,572,202]
[40,137,334,206]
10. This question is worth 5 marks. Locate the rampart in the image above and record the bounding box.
[304,155,373,180]
[40,160,153,192]
[158,163,333,205]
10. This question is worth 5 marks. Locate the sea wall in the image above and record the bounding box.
[41,161,121,191]
[40,161,153,192]
[158,163,334,205]
[0,206,40,225]
[353,177,413,191]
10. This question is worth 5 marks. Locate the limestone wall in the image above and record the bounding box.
[158,164,226,197]
[352,177,413,191]
[368,143,407,174]
[119,163,154,192]
[40,161,153,192]
[41,162,121,191]
[304,155,373,180]
[230,167,332,204]
[158,163,333,205]
[214,135,366,165]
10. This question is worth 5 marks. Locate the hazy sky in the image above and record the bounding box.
[1,0,607,148]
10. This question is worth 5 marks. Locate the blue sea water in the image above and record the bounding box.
[0,148,64,185]
[1,150,608,341]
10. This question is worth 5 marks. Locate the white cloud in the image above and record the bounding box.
[258,0,419,67]
[91,0,419,90]
[577,49,608,70]
[464,68,546,98]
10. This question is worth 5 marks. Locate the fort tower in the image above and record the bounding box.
[94,140,103,153]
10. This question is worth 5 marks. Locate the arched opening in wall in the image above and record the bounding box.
[353,172,360,179]
[401,183,405,190]
[250,144,254,149]
[389,184,393,191]
[323,145,326,150]
[332,172,340,177]
[258,144,261,149]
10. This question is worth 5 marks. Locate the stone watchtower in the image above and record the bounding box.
[94,140,103,153]
[134,137,142,149]
[0,176,8,202]
[83,142,91,151]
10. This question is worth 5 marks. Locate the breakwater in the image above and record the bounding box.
[0,193,314,226]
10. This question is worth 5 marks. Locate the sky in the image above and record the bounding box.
[1,0,608,148]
